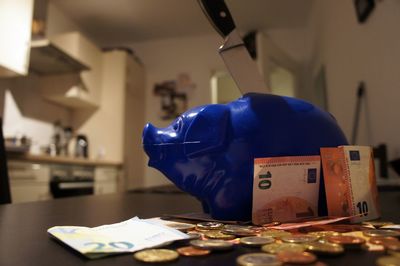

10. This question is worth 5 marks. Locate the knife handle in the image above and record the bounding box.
[198,0,236,37]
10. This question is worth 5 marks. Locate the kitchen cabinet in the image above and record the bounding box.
[8,157,121,203]
[0,0,34,77]
[94,167,120,195]
[38,32,102,109]
[8,161,52,203]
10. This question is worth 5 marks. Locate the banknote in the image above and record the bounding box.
[320,146,380,223]
[252,155,321,225]
[268,216,352,230]
[47,217,189,259]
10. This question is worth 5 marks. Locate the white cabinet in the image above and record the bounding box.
[8,161,52,203]
[0,0,34,77]
[94,167,120,195]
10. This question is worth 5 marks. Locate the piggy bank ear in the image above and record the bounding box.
[184,105,229,158]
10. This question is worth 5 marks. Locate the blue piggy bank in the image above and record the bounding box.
[142,93,348,221]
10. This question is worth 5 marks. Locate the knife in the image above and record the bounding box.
[198,0,269,94]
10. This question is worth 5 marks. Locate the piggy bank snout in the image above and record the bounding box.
[142,123,159,145]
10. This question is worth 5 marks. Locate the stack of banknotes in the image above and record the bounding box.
[252,145,380,225]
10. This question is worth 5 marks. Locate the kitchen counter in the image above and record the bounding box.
[7,153,122,167]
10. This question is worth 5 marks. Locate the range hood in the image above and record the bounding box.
[29,0,90,75]
[29,39,90,75]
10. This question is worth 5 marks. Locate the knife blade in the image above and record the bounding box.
[198,0,269,94]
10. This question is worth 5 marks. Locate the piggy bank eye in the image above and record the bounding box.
[172,118,183,132]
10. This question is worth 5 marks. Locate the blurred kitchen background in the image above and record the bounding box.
[1,0,400,204]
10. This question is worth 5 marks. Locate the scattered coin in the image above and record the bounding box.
[186,231,203,240]
[261,243,306,254]
[369,236,399,246]
[363,230,400,238]
[306,242,345,256]
[262,222,282,228]
[308,231,341,238]
[176,246,210,256]
[240,236,275,247]
[190,239,234,251]
[362,221,394,229]
[236,253,282,266]
[260,229,292,239]
[326,235,366,248]
[196,222,224,231]
[388,251,400,258]
[165,222,196,232]
[384,242,400,253]
[133,249,179,263]
[222,225,259,237]
[376,256,400,266]
[380,224,400,230]
[281,234,319,244]
[276,251,317,265]
[204,230,236,240]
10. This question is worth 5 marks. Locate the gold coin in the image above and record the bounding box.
[240,236,275,247]
[196,222,224,231]
[306,242,345,255]
[363,230,400,238]
[276,251,317,265]
[190,239,234,251]
[222,225,259,236]
[388,251,400,258]
[262,221,282,228]
[176,246,210,256]
[204,230,236,240]
[260,229,292,239]
[281,234,319,244]
[308,231,341,238]
[165,222,195,232]
[369,236,399,245]
[133,249,179,263]
[237,253,282,266]
[261,243,306,254]
[384,242,400,252]
[376,256,400,266]
[326,235,366,246]
[362,221,394,229]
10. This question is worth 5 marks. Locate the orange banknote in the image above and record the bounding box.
[320,146,380,223]
[252,156,321,225]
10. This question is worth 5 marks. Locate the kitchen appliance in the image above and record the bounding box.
[75,134,89,158]
[50,165,94,198]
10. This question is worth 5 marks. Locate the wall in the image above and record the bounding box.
[309,0,400,162]
[130,34,225,187]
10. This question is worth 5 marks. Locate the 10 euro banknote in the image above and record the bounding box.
[252,156,321,225]
[320,146,380,223]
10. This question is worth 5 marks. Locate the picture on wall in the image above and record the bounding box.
[153,73,196,120]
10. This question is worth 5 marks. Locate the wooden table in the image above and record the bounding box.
[0,190,399,266]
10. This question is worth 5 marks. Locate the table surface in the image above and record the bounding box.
[1,190,399,266]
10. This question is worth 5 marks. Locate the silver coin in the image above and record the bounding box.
[196,222,224,231]
[240,236,275,247]
[363,229,400,238]
[186,232,202,240]
[190,239,234,251]
[237,253,282,266]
